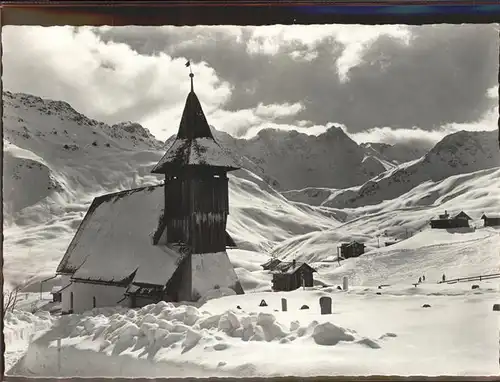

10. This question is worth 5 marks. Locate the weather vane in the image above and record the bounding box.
[185,60,194,91]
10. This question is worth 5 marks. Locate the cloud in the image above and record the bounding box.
[96,24,497,134]
[207,102,305,137]
[3,24,498,143]
[254,102,303,119]
[2,26,231,140]
[345,103,498,148]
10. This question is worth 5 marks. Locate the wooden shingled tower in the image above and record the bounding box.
[151,69,243,301]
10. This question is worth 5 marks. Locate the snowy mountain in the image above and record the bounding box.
[360,142,429,169]
[165,126,391,191]
[285,130,499,208]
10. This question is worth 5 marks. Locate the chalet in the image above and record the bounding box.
[385,241,398,247]
[55,72,244,314]
[481,214,500,227]
[430,210,471,229]
[340,241,365,259]
[271,260,316,292]
[261,258,282,271]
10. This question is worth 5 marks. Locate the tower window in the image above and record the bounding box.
[93,296,96,308]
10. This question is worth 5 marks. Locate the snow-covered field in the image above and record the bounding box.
[7,282,499,377]
[3,91,500,377]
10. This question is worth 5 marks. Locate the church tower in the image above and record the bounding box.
[151,71,244,301]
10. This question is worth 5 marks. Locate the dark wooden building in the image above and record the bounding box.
[261,258,282,271]
[430,210,471,229]
[271,260,316,292]
[148,72,245,301]
[481,214,500,227]
[151,72,240,255]
[385,241,398,247]
[340,241,365,259]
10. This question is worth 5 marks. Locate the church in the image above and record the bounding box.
[55,71,244,314]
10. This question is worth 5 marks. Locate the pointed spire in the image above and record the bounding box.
[175,69,213,140]
[150,66,241,174]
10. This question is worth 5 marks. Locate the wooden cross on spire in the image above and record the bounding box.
[185,60,194,92]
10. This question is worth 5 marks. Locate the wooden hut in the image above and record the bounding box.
[430,210,471,229]
[481,214,500,227]
[271,260,316,292]
[340,241,365,259]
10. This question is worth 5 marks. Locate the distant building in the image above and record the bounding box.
[481,214,500,227]
[430,210,471,229]
[261,258,282,271]
[271,260,316,292]
[340,241,365,259]
[384,241,398,247]
[54,72,244,314]
[50,286,62,303]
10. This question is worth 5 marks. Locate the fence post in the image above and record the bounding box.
[57,338,62,373]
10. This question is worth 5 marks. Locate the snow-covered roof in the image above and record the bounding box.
[482,214,500,220]
[261,258,282,270]
[272,261,317,275]
[342,241,365,247]
[57,185,185,286]
[151,90,240,174]
[432,211,472,221]
[453,211,471,220]
[151,137,240,173]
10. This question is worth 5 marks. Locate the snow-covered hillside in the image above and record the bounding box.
[360,141,429,168]
[273,167,500,277]
[2,91,341,288]
[3,90,499,290]
[285,130,499,208]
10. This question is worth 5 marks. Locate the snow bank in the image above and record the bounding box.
[4,310,54,346]
[10,301,380,377]
[4,309,56,371]
[63,302,374,348]
[9,283,499,377]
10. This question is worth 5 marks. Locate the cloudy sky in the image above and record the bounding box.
[3,24,498,146]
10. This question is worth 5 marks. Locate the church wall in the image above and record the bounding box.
[70,282,128,314]
[60,275,73,314]
[191,251,243,301]
[164,255,192,302]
